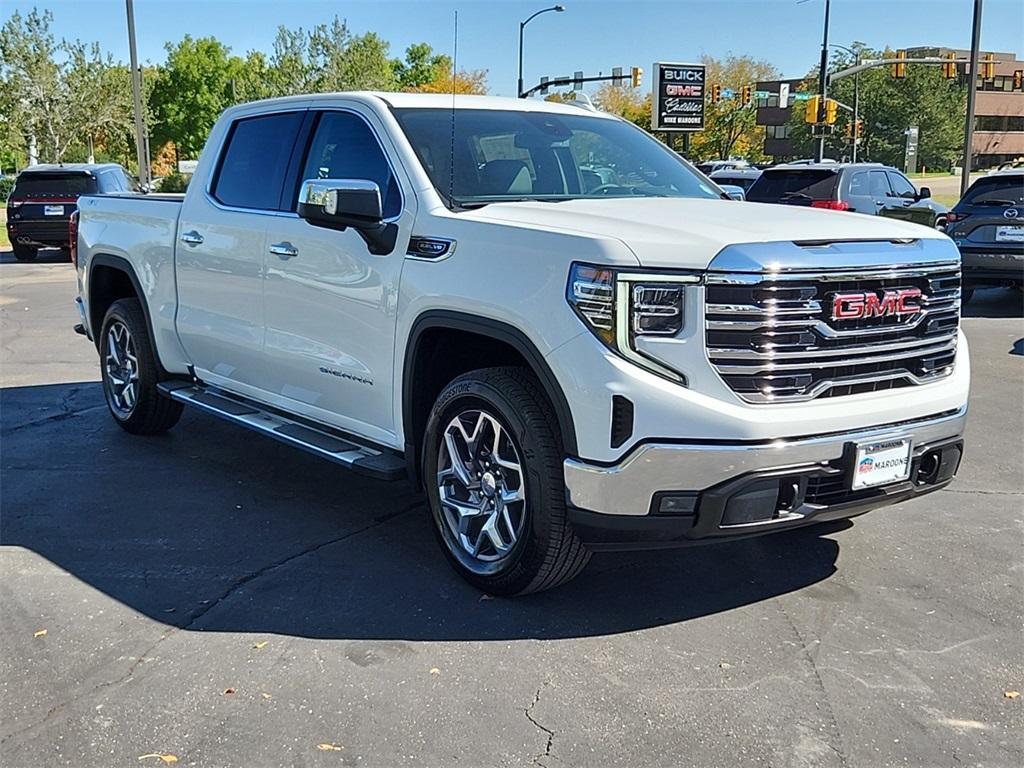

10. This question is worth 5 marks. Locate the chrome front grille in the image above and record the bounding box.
[705,263,961,403]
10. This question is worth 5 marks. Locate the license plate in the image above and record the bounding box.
[44,205,64,216]
[851,438,912,490]
[995,225,1024,242]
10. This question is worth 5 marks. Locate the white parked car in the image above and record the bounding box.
[73,93,969,594]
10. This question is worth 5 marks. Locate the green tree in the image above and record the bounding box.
[394,43,450,90]
[690,54,779,162]
[149,36,244,158]
[787,45,967,169]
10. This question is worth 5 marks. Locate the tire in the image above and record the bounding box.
[423,367,590,596]
[99,298,183,435]
[961,286,974,304]
[13,244,37,262]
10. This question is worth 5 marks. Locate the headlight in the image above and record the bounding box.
[567,263,698,382]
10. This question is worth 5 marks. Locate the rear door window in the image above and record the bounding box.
[960,176,1024,206]
[12,173,96,199]
[746,169,838,202]
[212,111,304,210]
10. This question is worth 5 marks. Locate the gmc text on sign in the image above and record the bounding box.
[652,62,706,132]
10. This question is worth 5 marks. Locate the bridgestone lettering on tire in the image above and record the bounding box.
[99,298,183,435]
[423,367,590,595]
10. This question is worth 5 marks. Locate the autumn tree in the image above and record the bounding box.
[394,42,487,94]
[689,54,779,161]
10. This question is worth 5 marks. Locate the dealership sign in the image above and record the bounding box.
[652,62,705,131]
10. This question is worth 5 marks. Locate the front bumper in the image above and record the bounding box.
[564,407,966,550]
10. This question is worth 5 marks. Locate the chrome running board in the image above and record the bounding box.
[157,382,406,481]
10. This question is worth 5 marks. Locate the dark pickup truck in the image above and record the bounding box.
[6,163,138,262]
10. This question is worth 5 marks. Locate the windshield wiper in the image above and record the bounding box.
[780,192,812,202]
[976,198,1017,206]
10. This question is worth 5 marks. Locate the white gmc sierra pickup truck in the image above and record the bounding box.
[74,93,969,595]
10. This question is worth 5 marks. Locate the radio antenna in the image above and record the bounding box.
[448,10,458,208]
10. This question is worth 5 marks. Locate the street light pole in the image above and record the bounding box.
[815,0,831,162]
[125,0,151,188]
[830,44,860,162]
[961,0,983,198]
[517,5,565,98]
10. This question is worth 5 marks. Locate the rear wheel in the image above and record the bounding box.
[100,298,183,435]
[423,367,590,596]
[13,244,37,262]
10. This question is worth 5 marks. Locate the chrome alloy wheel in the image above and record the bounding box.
[104,321,139,416]
[436,409,527,567]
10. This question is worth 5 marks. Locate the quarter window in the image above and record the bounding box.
[299,112,401,218]
[213,112,304,210]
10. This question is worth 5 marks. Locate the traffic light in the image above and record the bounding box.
[855,119,864,138]
[824,98,838,125]
[1015,69,1023,91]
[710,83,722,103]
[740,85,752,106]
[942,52,957,80]
[805,95,820,124]
[891,49,906,79]
[630,66,643,89]
[981,53,995,80]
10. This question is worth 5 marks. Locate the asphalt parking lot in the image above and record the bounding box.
[1,248,1022,768]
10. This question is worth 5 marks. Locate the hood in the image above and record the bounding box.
[465,197,945,269]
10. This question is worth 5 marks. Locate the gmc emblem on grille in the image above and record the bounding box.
[831,288,923,320]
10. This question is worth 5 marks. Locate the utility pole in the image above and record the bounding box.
[125,0,151,188]
[961,0,983,198]
[815,0,831,162]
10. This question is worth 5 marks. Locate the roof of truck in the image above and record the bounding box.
[233,91,617,118]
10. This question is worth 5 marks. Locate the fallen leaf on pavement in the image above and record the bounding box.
[33,629,47,638]
[222,688,235,695]
[719,661,733,670]
[138,754,178,763]
[429,667,440,675]
[1005,691,1020,699]
[317,743,343,752]
[260,692,272,700]
[253,641,269,650]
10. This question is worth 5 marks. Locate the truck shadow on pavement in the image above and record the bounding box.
[1,381,847,642]
[961,286,1024,318]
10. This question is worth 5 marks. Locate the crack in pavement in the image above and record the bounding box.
[0,501,421,747]
[2,386,105,435]
[524,681,555,767]
[939,488,1023,497]
[776,601,850,767]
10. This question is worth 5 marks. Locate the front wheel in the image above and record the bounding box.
[100,298,183,435]
[423,367,590,596]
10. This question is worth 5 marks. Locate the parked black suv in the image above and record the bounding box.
[745,162,947,227]
[5,163,138,262]
[946,170,1024,301]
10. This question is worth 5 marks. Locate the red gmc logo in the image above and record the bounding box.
[831,288,923,320]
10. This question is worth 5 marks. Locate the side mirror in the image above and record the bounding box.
[297,178,397,255]
[917,186,931,200]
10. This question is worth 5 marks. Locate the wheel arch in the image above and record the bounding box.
[88,254,167,376]
[402,311,578,480]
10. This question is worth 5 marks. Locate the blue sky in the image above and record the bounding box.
[6,0,1023,97]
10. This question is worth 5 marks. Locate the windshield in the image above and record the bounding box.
[393,108,720,207]
[959,176,1024,206]
[11,173,96,198]
[746,169,838,203]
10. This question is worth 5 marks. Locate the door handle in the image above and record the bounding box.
[180,230,204,246]
[269,242,299,259]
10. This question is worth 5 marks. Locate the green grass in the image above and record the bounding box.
[0,207,8,250]
[907,171,958,179]
[933,194,960,209]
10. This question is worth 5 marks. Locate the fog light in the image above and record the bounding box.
[656,493,698,516]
